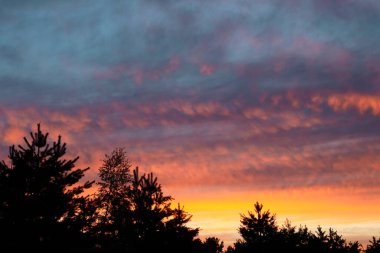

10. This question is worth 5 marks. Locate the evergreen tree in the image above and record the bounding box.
[235,201,279,252]
[129,167,173,245]
[307,226,361,253]
[128,168,197,252]
[196,237,224,253]
[164,204,200,253]
[367,237,380,253]
[229,202,361,253]
[239,202,278,242]
[0,124,93,250]
[278,220,311,253]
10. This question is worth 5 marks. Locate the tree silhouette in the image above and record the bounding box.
[95,147,133,248]
[278,220,311,252]
[239,202,277,241]
[0,124,93,250]
[195,237,224,253]
[233,201,279,252]
[94,149,199,252]
[2,125,377,252]
[229,202,361,253]
[307,226,361,253]
[163,204,200,253]
[129,168,173,244]
[367,237,380,253]
[127,168,199,252]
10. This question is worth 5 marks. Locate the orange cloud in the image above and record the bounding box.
[243,108,268,120]
[263,91,380,118]
[327,93,380,115]
[3,127,25,145]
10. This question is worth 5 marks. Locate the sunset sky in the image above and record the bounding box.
[1,0,380,246]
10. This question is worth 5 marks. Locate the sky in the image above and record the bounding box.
[1,0,380,246]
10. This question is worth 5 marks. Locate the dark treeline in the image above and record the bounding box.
[0,125,379,253]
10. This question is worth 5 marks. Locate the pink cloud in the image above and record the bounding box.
[3,127,25,145]
[200,64,215,76]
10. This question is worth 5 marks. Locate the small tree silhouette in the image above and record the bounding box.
[0,124,93,250]
[238,201,278,249]
[307,226,361,253]
[197,237,224,253]
[229,202,361,253]
[231,202,279,253]
[278,220,311,252]
[367,237,380,253]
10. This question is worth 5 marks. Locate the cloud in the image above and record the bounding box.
[327,93,380,116]
[1,87,380,192]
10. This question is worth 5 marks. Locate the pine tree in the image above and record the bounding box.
[128,167,173,249]
[0,124,93,250]
[128,168,199,252]
[367,237,380,253]
[197,237,224,253]
[232,202,279,253]
[239,202,278,244]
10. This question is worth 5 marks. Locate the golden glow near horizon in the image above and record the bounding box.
[168,187,380,247]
